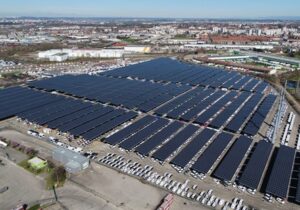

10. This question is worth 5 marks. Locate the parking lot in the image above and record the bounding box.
[0,58,300,210]
[1,105,300,210]
[91,142,300,210]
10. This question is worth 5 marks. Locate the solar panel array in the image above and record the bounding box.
[102,58,264,92]
[155,88,215,118]
[242,95,277,136]
[194,91,238,125]
[238,141,273,190]
[209,92,251,128]
[0,86,137,142]
[225,93,264,133]
[152,124,199,162]
[180,91,225,121]
[0,86,63,120]
[265,145,296,198]
[1,58,291,198]
[213,136,253,182]
[105,116,197,160]
[170,128,216,168]
[105,115,157,145]
[296,171,300,203]
[135,121,183,156]
[191,132,233,174]
[118,117,169,150]
[29,74,190,112]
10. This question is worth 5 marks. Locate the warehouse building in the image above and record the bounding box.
[52,147,89,173]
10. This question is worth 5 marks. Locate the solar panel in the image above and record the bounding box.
[191,132,233,174]
[225,93,263,132]
[135,121,183,156]
[155,89,202,115]
[0,87,64,120]
[170,128,216,168]
[209,92,250,128]
[152,124,198,162]
[194,91,237,125]
[119,118,169,150]
[29,71,191,112]
[242,79,259,92]
[242,95,276,136]
[296,171,300,203]
[69,109,124,136]
[213,136,252,182]
[265,145,296,198]
[36,102,91,125]
[165,88,213,118]
[238,141,273,190]
[46,106,97,128]
[82,111,137,141]
[104,115,157,145]
[181,91,224,121]
[58,107,113,132]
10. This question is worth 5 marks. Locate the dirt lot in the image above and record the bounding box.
[0,149,208,210]
[71,162,209,210]
[0,129,208,210]
[0,154,121,210]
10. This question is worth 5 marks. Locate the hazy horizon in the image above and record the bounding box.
[0,0,299,19]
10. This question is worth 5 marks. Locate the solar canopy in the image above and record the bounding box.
[265,145,296,199]
[238,141,273,190]
[213,136,253,182]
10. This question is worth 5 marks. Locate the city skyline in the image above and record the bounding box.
[1,0,300,19]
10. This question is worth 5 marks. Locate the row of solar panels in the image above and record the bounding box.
[224,93,266,134]
[295,153,300,204]
[242,95,277,136]
[28,74,190,112]
[0,86,64,120]
[0,86,137,141]
[101,58,267,93]
[104,115,299,200]
[155,86,276,136]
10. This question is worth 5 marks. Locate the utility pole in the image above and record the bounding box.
[272,80,286,144]
[52,185,58,202]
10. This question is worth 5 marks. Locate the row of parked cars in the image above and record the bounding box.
[27,129,84,154]
[99,153,250,210]
[264,193,285,204]
[280,112,295,146]
[296,125,300,150]
[26,129,101,162]
[99,153,153,177]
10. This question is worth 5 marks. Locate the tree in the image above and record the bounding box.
[47,159,55,169]
[51,166,66,186]
[25,148,38,157]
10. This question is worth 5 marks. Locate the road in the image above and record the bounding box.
[244,51,300,66]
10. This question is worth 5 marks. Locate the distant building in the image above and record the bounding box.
[184,44,274,50]
[52,147,89,173]
[38,49,124,61]
[124,46,151,53]
[38,46,151,62]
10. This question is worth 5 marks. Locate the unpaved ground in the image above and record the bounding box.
[71,162,209,210]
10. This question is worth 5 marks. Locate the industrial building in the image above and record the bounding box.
[52,147,89,173]
[38,49,125,61]
[38,46,151,62]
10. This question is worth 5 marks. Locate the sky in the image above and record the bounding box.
[0,0,299,19]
